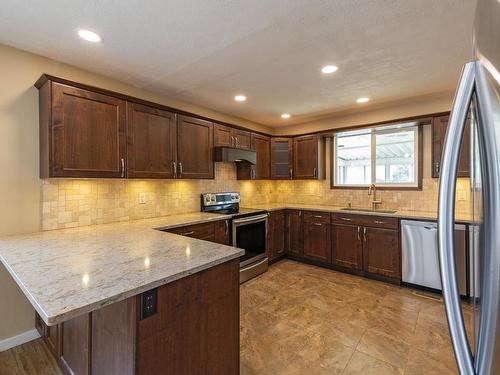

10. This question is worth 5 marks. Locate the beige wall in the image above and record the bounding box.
[0,43,269,341]
[276,91,454,136]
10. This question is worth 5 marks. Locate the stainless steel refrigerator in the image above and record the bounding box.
[437,0,500,374]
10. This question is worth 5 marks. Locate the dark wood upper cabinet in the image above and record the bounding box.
[303,212,331,263]
[214,123,251,150]
[293,135,325,179]
[268,210,285,260]
[271,138,293,179]
[363,227,400,279]
[237,133,270,180]
[332,224,363,270]
[285,210,303,256]
[177,115,214,179]
[432,114,470,178]
[39,82,127,178]
[127,103,177,179]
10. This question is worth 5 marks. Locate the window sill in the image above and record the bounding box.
[330,185,422,191]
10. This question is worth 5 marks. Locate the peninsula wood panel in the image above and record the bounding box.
[176,115,214,179]
[136,259,239,375]
[127,102,177,179]
[60,313,90,375]
[46,82,127,178]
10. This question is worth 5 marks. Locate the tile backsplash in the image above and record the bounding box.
[41,163,471,231]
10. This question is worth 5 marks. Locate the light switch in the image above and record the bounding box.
[139,192,147,204]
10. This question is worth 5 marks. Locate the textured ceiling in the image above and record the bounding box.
[0,0,476,127]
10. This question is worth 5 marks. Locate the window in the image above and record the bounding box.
[333,122,421,189]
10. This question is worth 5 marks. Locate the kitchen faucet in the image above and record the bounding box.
[368,184,382,210]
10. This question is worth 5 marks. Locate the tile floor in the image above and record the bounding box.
[0,259,471,375]
[240,259,472,375]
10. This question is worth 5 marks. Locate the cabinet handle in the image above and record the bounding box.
[313,167,317,178]
[289,168,293,179]
[252,169,256,179]
[182,231,195,236]
[235,137,239,146]
[120,158,125,178]
[313,223,322,226]
[363,227,367,242]
[434,161,440,175]
[298,211,302,217]
[357,226,361,241]
[225,220,229,235]
[340,217,352,221]
[374,220,386,224]
[179,162,183,178]
[312,215,323,218]
[173,161,177,178]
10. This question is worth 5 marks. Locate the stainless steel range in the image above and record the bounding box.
[201,192,268,283]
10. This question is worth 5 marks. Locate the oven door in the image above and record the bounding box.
[232,213,268,267]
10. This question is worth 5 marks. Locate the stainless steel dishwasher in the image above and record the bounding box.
[401,220,467,296]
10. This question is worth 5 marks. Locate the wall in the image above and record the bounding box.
[0,43,269,342]
[41,164,274,230]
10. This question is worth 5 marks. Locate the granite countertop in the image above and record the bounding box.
[0,212,243,326]
[241,203,474,223]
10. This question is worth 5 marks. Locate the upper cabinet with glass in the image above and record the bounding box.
[332,122,422,190]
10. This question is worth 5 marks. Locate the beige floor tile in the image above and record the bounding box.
[404,347,458,375]
[343,351,404,375]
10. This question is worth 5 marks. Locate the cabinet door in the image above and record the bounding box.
[332,224,363,270]
[293,135,321,179]
[285,210,303,256]
[60,314,91,375]
[363,227,400,279]
[432,115,470,178]
[177,116,214,179]
[271,138,293,179]
[252,133,271,179]
[214,124,233,147]
[51,82,126,178]
[303,221,331,263]
[127,103,177,179]
[214,220,230,245]
[233,129,252,150]
[268,210,285,260]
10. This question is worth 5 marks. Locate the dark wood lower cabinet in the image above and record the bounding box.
[268,210,285,260]
[363,227,400,280]
[214,219,230,245]
[332,224,363,270]
[303,221,331,263]
[37,259,239,375]
[285,210,303,256]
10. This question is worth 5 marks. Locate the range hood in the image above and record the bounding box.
[214,147,256,164]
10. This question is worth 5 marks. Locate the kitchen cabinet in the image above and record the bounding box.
[39,81,127,178]
[303,211,331,263]
[432,114,470,178]
[166,221,218,242]
[293,135,325,179]
[127,102,177,179]
[177,115,214,179]
[268,210,285,260]
[271,138,293,179]
[285,210,303,256]
[237,133,271,180]
[214,219,230,245]
[214,123,251,149]
[363,227,400,279]
[331,223,363,270]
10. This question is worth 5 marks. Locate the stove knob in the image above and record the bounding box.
[211,195,216,202]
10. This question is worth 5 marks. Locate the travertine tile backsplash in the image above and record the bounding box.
[41,163,471,231]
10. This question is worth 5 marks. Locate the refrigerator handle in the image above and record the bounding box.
[438,61,476,375]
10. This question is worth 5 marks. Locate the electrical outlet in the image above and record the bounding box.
[140,288,157,320]
[138,192,146,204]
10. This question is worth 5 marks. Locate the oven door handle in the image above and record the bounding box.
[232,213,269,225]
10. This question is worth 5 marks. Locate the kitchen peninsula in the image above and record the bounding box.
[0,213,243,375]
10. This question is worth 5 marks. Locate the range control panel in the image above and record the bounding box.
[202,192,240,207]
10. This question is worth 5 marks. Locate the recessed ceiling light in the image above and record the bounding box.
[321,65,338,74]
[281,113,291,119]
[234,95,247,102]
[356,97,370,103]
[78,29,102,43]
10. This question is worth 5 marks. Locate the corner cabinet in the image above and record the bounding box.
[39,81,127,178]
[268,210,285,261]
[293,135,325,179]
[271,138,293,179]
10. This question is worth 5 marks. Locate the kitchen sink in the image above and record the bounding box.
[341,207,397,214]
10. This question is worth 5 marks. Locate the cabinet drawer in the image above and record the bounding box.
[303,211,331,223]
[168,222,216,239]
[331,213,398,229]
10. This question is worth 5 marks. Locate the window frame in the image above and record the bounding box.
[331,123,423,191]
